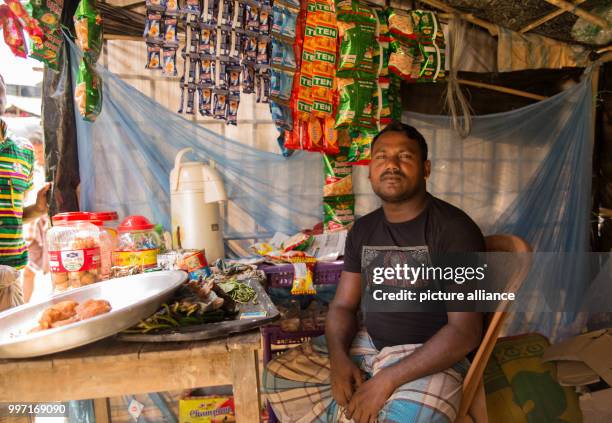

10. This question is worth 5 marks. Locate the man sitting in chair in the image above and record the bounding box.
[264,122,484,423]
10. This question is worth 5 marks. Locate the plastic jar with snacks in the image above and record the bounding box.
[91,211,119,246]
[47,212,101,292]
[90,219,113,280]
[113,216,161,270]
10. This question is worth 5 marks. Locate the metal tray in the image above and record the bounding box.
[0,270,188,359]
[116,277,280,342]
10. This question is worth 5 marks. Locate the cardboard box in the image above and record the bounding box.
[542,329,612,386]
[179,396,235,423]
[579,388,612,422]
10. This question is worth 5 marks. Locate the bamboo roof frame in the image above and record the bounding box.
[520,0,586,33]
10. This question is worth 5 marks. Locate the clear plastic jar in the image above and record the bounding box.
[47,212,101,292]
[91,211,119,247]
[112,216,161,270]
[90,219,113,280]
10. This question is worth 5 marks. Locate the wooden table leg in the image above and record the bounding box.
[231,348,262,423]
[93,398,111,423]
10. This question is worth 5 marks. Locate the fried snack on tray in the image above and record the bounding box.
[29,299,112,333]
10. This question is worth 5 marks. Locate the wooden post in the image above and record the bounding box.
[231,348,262,423]
[457,79,547,101]
[543,0,609,29]
[93,398,111,423]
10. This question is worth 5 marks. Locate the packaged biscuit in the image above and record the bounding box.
[74,0,103,62]
[75,58,103,122]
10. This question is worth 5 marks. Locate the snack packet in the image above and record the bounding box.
[199,86,214,116]
[227,95,240,125]
[5,0,43,48]
[145,0,166,12]
[183,0,200,15]
[144,11,163,44]
[213,89,229,119]
[75,58,103,122]
[165,0,180,15]
[25,0,61,69]
[242,64,255,93]
[323,116,339,154]
[163,16,179,46]
[0,7,27,58]
[323,195,355,232]
[336,78,375,128]
[162,47,178,76]
[336,21,376,78]
[281,232,315,252]
[259,5,272,34]
[323,147,353,197]
[347,127,376,165]
[335,0,377,24]
[289,257,317,295]
[145,43,162,69]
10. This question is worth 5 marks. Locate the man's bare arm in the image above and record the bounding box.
[379,312,482,388]
[22,183,50,224]
[325,271,362,359]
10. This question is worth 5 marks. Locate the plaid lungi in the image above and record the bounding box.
[264,330,469,423]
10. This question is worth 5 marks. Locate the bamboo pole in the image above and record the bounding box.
[543,0,609,29]
[457,79,547,101]
[520,0,586,33]
[419,0,499,36]
[103,33,142,41]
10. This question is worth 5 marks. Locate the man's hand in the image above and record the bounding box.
[330,353,364,408]
[34,182,51,213]
[345,368,396,423]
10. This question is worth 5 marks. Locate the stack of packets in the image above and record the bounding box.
[154,0,274,124]
[251,230,347,295]
[268,0,299,135]
[143,0,180,76]
[323,146,355,232]
[73,0,104,121]
[387,9,445,83]
[0,0,43,60]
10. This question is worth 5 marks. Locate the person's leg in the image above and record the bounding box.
[373,346,469,423]
[263,330,377,422]
[21,266,36,303]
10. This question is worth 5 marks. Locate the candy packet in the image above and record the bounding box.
[242,64,256,93]
[213,89,229,119]
[199,25,217,55]
[74,0,103,62]
[227,95,240,125]
[323,195,355,232]
[75,58,103,122]
[199,86,214,116]
[228,65,242,94]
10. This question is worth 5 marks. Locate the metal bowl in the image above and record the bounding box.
[0,270,188,359]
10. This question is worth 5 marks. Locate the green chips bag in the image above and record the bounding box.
[336,21,377,79]
[323,195,355,232]
[74,0,103,62]
[347,127,376,165]
[26,0,63,70]
[336,78,375,128]
[75,58,102,122]
[335,0,377,24]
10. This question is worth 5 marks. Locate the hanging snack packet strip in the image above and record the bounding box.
[311,0,337,118]
[323,194,355,232]
[336,78,375,128]
[323,147,353,197]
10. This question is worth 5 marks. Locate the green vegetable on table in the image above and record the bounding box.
[217,279,258,304]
